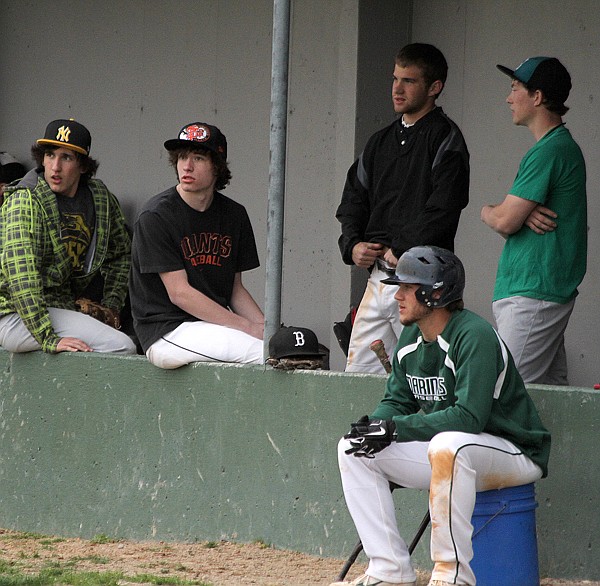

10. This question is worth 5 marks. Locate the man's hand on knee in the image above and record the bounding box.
[344,415,396,458]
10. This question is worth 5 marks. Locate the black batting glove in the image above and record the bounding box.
[344,416,396,458]
[344,414,371,439]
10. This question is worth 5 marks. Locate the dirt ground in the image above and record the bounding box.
[0,529,597,586]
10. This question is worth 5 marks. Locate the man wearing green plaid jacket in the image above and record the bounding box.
[0,119,136,354]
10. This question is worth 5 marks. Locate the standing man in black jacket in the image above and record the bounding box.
[336,43,469,373]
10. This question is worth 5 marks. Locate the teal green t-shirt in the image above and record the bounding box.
[493,125,587,304]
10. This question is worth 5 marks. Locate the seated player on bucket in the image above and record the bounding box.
[331,245,550,586]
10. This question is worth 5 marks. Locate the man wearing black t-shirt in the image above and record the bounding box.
[129,122,264,369]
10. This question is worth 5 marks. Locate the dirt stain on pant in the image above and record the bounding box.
[428,446,454,531]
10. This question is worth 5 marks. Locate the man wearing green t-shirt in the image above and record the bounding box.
[481,56,587,385]
[331,246,549,586]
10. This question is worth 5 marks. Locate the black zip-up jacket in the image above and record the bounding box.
[336,107,470,265]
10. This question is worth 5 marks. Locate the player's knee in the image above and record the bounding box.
[116,334,138,355]
[338,436,350,456]
[337,436,361,468]
[93,329,137,355]
[146,344,184,369]
[428,431,483,473]
[427,431,464,458]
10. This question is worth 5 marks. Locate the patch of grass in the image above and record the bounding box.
[0,567,210,585]
[202,542,218,549]
[0,559,20,575]
[89,535,121,545]
[252,538,272,549]
[39,538,65,546]
[0,533,47,542]
[123,575,207,584]
[0,532,64,552]
[0,533,212,585]
[0,576,48,585]
[28,569,124,584]
[43,559,75,568]
[173,565,188,572]
[68,555,111,565]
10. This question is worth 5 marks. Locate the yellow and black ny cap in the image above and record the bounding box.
[37,119,91,156]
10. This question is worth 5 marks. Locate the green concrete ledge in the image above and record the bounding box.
[0,349,597,580]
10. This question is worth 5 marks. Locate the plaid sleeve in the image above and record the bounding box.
[97,191,131,311]
[1,191,60,352]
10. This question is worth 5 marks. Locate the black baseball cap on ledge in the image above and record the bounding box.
[164,122,227,160]
[269,326,327,359]
[37,118,92,156]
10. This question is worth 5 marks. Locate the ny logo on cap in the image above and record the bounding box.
[56,125,71,143]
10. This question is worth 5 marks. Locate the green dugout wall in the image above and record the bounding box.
[0,350,597,581]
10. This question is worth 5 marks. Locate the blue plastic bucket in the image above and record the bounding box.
[471,483,539,586]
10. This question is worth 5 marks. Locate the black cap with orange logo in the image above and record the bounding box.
[164,122,227,160]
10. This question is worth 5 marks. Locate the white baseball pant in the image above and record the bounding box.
[146,320,263,369]
[338,431,543,585]
[0,308,137,354]
[345,266,402,374]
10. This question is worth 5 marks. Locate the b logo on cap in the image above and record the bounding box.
[293,331,306,347]
[56,125,71,143]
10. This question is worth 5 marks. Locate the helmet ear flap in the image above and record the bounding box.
[416,284,446,307]
[415,285,430,307]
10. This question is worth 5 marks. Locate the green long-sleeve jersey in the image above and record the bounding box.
[0,170,131,352]
[371,309,550,476]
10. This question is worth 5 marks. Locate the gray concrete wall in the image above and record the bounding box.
[349,1,412,306]
[0,350,599,581]
[411,1,600,388]
[0,0,360,373]
[1,0,599,379]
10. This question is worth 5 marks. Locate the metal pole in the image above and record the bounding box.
[263,0,291,359]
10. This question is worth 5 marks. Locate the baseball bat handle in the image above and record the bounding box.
[370,339,392,374]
